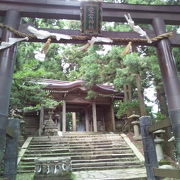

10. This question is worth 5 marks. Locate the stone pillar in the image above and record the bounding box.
[131,121,141,140]
[55,114,60,131]
[39,107,44,136]
[111,104,116,131]
[92,102,97,132]
[153,130,165,161]
[58,112,62,131]
[72,112,76,131]
[44,109,58,136]
[0,10,21,166]
[62,100,66,132]
[3,119,20,180]
[85,109,89,132]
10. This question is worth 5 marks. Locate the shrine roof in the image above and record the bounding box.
[38,79,123,99]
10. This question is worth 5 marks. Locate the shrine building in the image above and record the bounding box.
[24,79,123,136]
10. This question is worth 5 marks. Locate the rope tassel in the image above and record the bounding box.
[121,41,132,56]
[41,38,51,55]
[34,38,52,61]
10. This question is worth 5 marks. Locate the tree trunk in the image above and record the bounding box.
[135,74,147,116]
[155,82,169,117]
[123,85,128,102]
[123,84,133,116]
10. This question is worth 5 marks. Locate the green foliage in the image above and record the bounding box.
[153,112,167,122]
[116,100,139,118]
[11,58,61,111]
[16,173,34,180]
[10,3,180,117]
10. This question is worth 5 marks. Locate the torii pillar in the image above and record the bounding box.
[0,10,21,165]
[153,17,180,162]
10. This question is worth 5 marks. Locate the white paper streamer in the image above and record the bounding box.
[124,13,152,43]
[27,26,72,41]
[88,36,113,48]
[79,37,112,51]
[0,37,29,50]
[34,50,46,61]
[88,36,112,47]
[89,37,113,44]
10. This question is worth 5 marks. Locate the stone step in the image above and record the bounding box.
[32,134,121,138]
[19,157,138,166]
[17,133,145,178]
[32,134,120,139]
[31,136,123,140]
[21,153,136,162]
[29,141,127,146]
[30,140,123,145]
[72,161,142,168]
[17,169,34,173]
[18,163,143,172]
[28,145,129,151]
[32,137,122,141]
[28,143,127,148]
[72,168,146,180]
[26,147,131,153]
[24,150,133,157]
[18,165,35,170]
[72,164,144,171]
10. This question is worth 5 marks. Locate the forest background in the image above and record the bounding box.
[5,0,180,122]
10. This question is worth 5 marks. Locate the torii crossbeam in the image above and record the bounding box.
[0,1,180,179]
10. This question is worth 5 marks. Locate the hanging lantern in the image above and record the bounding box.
[81,1,102,35]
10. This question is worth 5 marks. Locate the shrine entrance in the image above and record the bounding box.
[37,79,122,134]
[0,1,180,179]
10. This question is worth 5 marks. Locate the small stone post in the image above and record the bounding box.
[140,116,160,180]
[153,130,165,161]
[39,107,44,136]
[129,114,141,140]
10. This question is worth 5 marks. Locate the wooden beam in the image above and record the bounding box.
[0,1,179,24]
[153,168,180,178]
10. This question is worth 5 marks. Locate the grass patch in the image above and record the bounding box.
[16,173,35,180]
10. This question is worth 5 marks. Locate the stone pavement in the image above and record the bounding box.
[72,168,147,180]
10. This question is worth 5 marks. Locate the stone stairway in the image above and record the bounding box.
[17,132,146,179]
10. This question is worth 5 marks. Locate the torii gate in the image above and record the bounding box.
[0,0,180,179]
